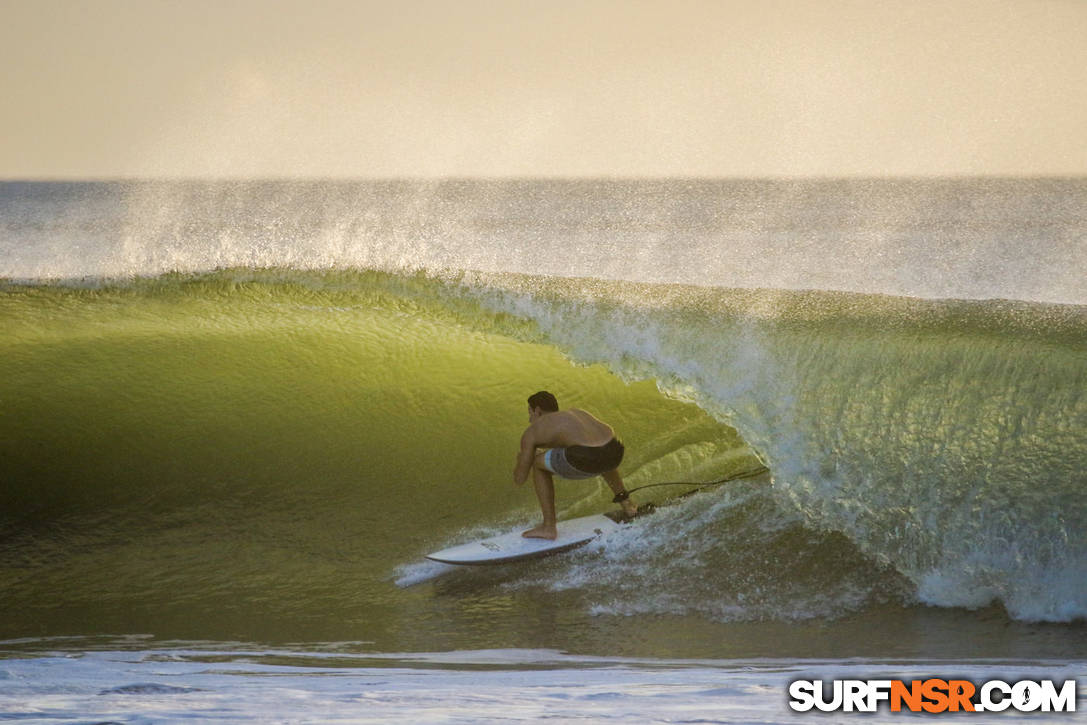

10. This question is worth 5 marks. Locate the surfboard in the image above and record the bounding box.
[425,512,626,565]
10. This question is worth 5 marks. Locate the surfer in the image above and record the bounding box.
[514,390,638,539]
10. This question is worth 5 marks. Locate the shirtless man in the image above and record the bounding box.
[513,390,638,539]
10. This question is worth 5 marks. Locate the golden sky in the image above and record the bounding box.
[2,0,1085,178]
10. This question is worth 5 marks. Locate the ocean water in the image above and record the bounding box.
[1,179,1085,721]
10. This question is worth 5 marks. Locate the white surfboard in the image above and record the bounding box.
[425,513,625,565]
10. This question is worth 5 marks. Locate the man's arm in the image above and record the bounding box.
[512,427,538,486]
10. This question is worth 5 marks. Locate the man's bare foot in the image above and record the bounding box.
[621,500,639,518]
[522,523,558,540]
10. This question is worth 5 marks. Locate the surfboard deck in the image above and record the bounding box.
[425,508,651,565]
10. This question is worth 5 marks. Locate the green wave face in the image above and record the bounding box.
[2,270,1084,653]
[0,272,765,644]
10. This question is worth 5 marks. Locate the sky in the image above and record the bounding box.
[2,0,1085,179]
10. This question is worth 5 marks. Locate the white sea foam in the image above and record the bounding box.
[1,646,1082,723]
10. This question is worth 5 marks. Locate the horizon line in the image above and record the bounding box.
[3,173,1086,184]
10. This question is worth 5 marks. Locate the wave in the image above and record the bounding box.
[2,269,1084,635]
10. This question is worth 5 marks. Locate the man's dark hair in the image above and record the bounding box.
[527,390,559,412]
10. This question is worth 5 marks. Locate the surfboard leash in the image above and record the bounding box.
[621,463,770,498]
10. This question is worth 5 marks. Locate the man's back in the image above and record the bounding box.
[531,408,615,449]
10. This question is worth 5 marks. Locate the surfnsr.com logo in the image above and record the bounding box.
[788,678,1077,713]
